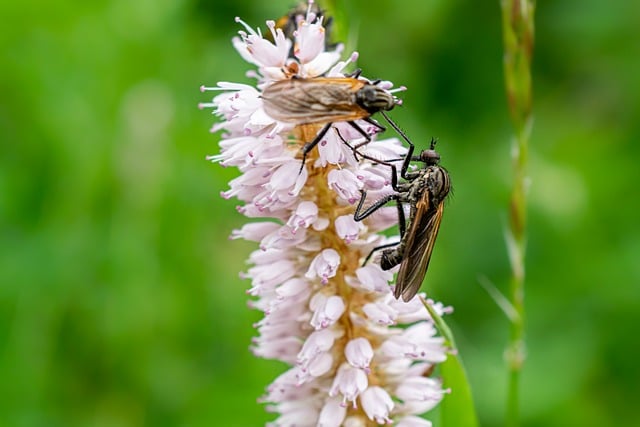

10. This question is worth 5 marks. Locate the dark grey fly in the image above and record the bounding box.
[354,137,451,302]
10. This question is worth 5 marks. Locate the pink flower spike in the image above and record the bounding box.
[202,8,450,426]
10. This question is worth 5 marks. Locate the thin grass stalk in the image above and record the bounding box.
[500,1,535,426]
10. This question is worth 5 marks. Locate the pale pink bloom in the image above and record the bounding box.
[301,49,344,79]
[315,124,360,168]
[230,222,281,241]
[286,200,319,233]
[328,169,361,204]
[232,18,290,81]
[298,329,336,364]
[360,205,404,233]
[318,396,347,427]
[275,278,311,300]
[345,338,374,372]
[343,416,368,427]
[361,386,395,424]
[335,214,362,244]
[306,249,341,285]
[396,377,445,405]
[354,264,394,293]
[294,15,326,63]
[260,225,308,251]
[296,351,333,384]
[363,300,398,325]
[379,322,447,363]
[356,167,391,190]
[329,364,369,407]
[310,293,345,329]
[265,396,321,427]
[327,51,359,77]
[396,416,433,427]
[245,260,297,295]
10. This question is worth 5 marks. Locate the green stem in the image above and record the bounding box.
[500,1,535,426]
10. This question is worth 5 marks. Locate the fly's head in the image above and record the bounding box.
[416,137,440,167]
[356,85,396,113]
[419,149,440,167]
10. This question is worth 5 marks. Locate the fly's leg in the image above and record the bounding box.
[353,190,399,222]
[299,122,333,173]
[344,68,363,79]
[355,190,408,266]
[362,241,400,266]
[352,117,384,150]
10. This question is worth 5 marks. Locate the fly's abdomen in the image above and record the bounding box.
[381,248,403,270]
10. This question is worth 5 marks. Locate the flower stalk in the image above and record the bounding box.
[500,1,536,426]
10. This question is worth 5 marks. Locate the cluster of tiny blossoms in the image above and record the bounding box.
[201,4,450,426]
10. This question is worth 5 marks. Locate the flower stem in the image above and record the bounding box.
[500,1,535,426]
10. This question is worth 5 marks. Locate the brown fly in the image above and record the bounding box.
[354,137,451,301]
[261,72,400,169]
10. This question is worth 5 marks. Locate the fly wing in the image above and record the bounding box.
[261,78,368,124]
[394,197,445,302]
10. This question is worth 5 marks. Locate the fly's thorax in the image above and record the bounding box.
[355,84,395,113]
[412,177,428,199]
[427,166,451,201]
[397,181,413,193]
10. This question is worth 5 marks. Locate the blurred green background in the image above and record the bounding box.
[1,0,639,426]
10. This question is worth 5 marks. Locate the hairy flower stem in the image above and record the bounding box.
[500,1,535,426]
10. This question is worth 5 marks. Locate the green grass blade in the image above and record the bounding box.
[422,299,478,427]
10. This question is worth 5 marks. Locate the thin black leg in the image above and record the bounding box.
[396,198,406,238]
[347,121,373,152]
[362,241,400,266]
[299,122,332,173]
[353,117,385,150]
[353,190,399,221]
[378,111,420,180]
[345,68,363,79]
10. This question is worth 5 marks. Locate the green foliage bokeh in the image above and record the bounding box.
[1,0,639,426]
